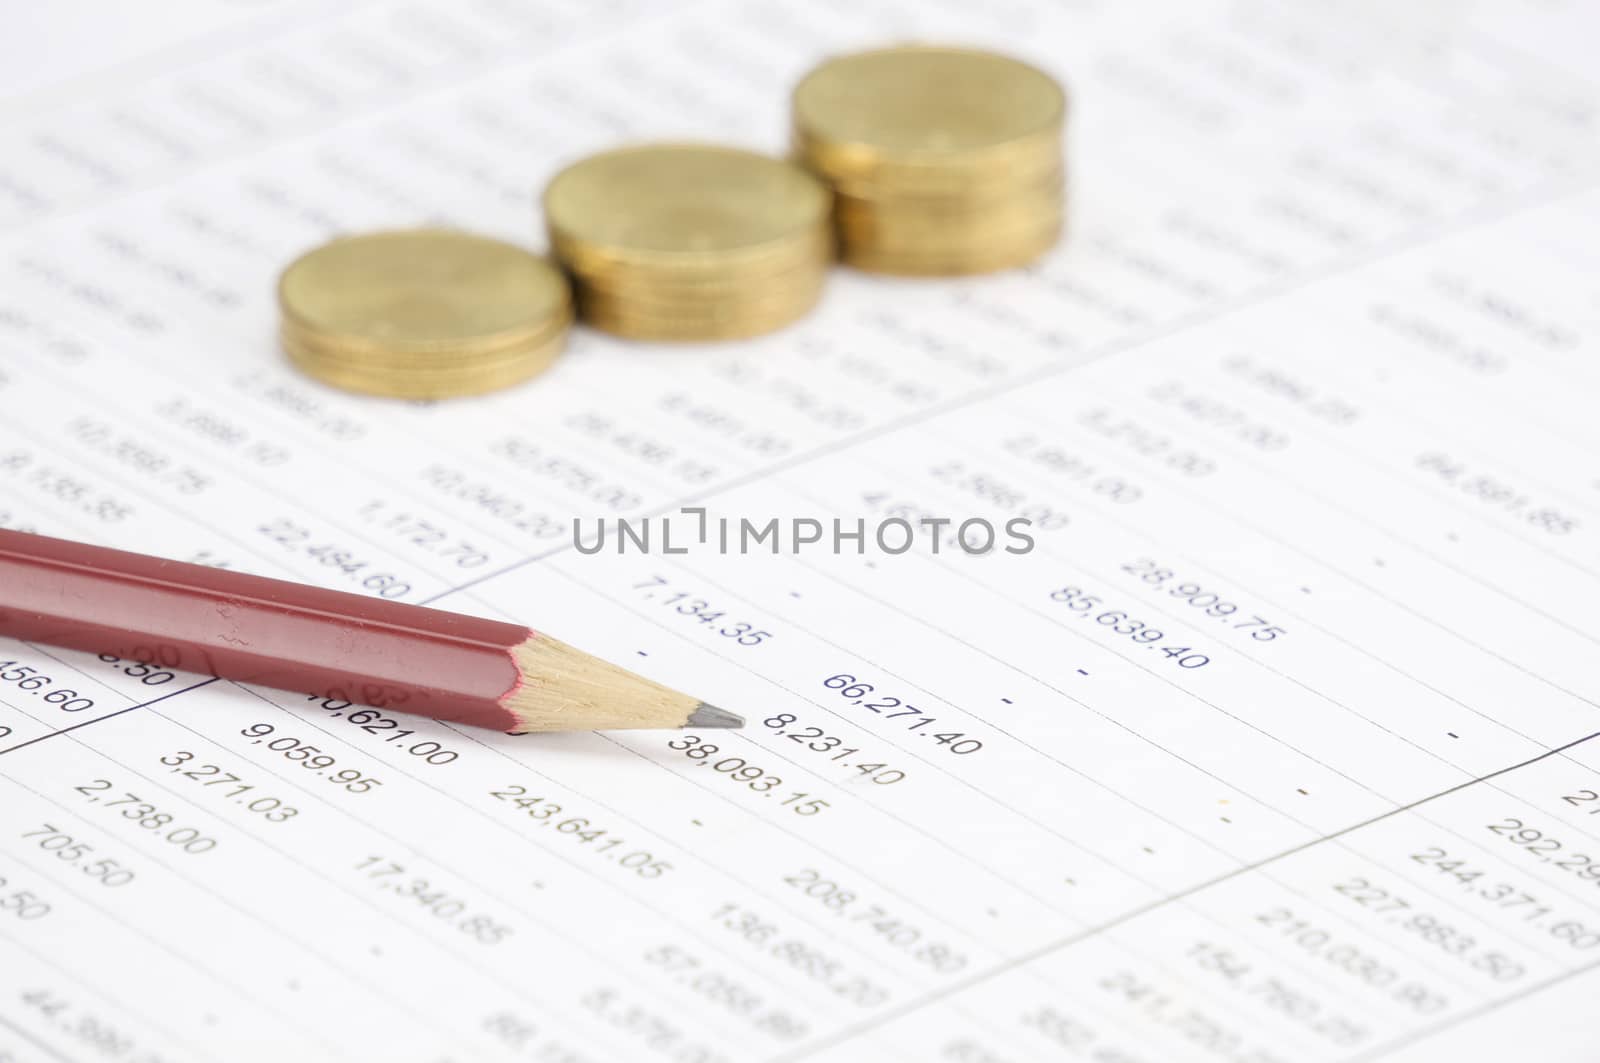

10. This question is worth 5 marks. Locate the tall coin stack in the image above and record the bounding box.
[278,229,572,400]
[792,46,1066,276]
[542,144,832,341]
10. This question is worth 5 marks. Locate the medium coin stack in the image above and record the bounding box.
[542,144,832,341]
[792,46,1066,276]
[278,229,572,399]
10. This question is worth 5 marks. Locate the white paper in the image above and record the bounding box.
[1,1,1598,1060]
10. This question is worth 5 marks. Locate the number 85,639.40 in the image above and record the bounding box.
[1046,588,1210,669]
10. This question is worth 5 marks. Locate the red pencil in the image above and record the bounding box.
[0,529,740,733]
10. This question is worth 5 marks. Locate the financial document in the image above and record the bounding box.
[2,0,1599,1060]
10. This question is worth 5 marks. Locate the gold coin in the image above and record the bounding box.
[827,160,1064,212]
[279,339,566,383]
[278,229,571,352]
[793,46,1065,178]
[840,216,1063,275]
[833,171,1063,232]
[570,254,833,307]
[793,46,1066,276]
[793,128,1062,200]
[554,228,833,293]
[543,144,832,269]
[832,172,1063,273]
[280,307,571,367]
[579,272,824,320]
[795,127,1060,183]
[582,309,815,342]
[284,332,567,400]
[840,207,1062,254]
[580,279,825,342]
[582,289,822,331]
[836,196,1063,249]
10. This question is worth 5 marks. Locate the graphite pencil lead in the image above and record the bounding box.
[686,703,744,729]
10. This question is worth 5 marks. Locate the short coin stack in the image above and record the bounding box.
[792,46,1066,276]
[542,144,832,341]
[278,229,572,399]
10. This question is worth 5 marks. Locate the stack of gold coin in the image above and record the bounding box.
[542,144,831,341]
[278,229,571,399]
[792,46,1066,276]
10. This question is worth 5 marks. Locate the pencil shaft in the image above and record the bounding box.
[0,529,527,730]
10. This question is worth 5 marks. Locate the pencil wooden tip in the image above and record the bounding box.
[686,703,743,729]
[504,635,726,733]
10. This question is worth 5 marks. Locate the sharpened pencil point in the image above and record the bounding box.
[687,703,744,729]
